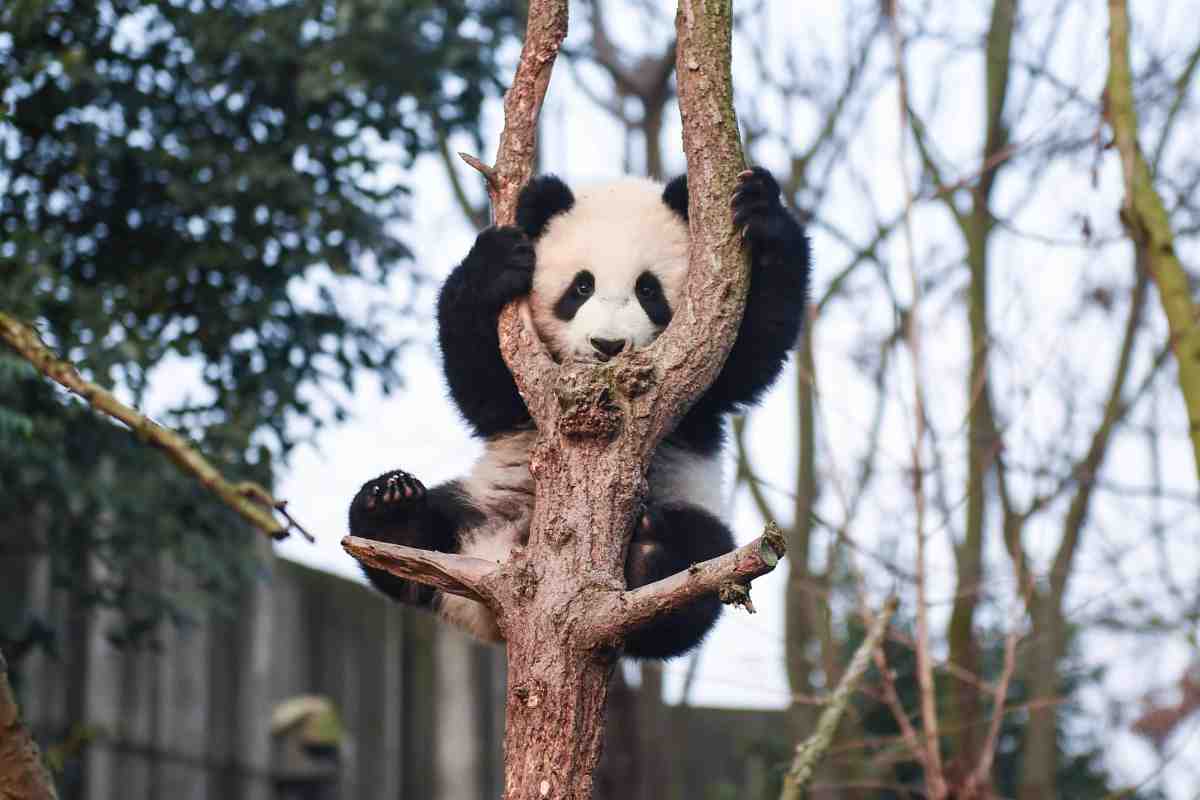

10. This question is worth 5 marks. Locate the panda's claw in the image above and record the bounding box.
[352,469,428,528]
[731,166,787,250]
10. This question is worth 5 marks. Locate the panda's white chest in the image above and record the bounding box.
[459,429,724,547]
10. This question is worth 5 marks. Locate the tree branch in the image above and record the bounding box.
[779,596,898,800]
[459,0,568,224]
[341,536,500,605]
[1106,0,1200,481]
[0,311,301,541]
[586,524,786,646]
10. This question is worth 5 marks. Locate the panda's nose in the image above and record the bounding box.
[590,337,627,358]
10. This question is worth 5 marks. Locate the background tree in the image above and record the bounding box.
[0,0,521,649]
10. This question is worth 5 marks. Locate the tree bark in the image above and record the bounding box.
[0,648,59,800]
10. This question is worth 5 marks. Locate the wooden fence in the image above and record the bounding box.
[1,547,785,799]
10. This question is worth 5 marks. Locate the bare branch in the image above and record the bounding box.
[779,596,898,800]
[0,311,294,540]
[458,151,500,192]
[964,619,1021,794]
[437,134,489,230]
[888,6,946,796]
[341,536,500,605]
[1106,0,1200,480]
[464,0,568,224]
[586,524,786,646]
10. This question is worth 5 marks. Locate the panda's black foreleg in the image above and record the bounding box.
[699,167,811,414]
[437,226,536,438]
[348,470,482,607]
[623,502,735,659]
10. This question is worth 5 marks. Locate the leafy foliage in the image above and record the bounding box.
[0,0,520,643]
[1,0,518,449]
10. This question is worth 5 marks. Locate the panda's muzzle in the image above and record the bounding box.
[589,337,627,360]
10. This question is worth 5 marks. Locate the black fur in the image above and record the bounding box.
[517,175,575,238]
[623,503,734,659]
[662,174,689,221]
[437,226,534,438]
[680,167,810,420]
[350,471,483,606]
[352,166,810,661]
[635,271,672,327]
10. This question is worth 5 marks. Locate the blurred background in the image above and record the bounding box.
[2,0,1199,797]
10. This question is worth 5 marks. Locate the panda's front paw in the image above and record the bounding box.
[463,226,535,311]
[732,166,789,252]
[349,470,428,539]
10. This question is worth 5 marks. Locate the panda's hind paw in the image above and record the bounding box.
[351,470,427,528]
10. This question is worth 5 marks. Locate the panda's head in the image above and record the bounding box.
[516,174,691,363]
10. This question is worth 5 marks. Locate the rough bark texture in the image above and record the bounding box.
[343,1,779,798]
[1106,0,1200,480]
[342,537,501,604]
[0,648,59,800]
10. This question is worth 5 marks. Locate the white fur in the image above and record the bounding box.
[530,177,689,360]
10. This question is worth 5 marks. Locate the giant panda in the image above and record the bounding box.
[349,166,810,659]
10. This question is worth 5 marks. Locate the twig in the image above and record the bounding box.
[341,536,500,604]
[963,621,1020,794]
[779,596,898,800]
[458,151,500,192]
[586,524,787,645]
[887,5,947,796]
[0,312,296,540]
[870,622,935,780]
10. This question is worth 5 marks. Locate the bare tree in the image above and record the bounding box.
[717,0,1200,796]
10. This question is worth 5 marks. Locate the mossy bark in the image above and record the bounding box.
[1106,0,1200,480]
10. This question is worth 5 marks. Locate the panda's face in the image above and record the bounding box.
[527,178,690,362]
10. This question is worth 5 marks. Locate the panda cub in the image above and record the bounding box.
[350,167,810,659]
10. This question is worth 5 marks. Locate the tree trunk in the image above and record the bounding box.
[0,647,59,800]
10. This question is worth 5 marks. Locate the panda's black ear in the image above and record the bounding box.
[662,174,688,221]
[517,175,575,239]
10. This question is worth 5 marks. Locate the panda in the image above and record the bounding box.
[349,166,810,659]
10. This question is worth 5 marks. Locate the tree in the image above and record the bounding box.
[341,0,803,796]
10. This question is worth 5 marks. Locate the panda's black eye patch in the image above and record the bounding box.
[554,270,594,321]
[635,271,672,327]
